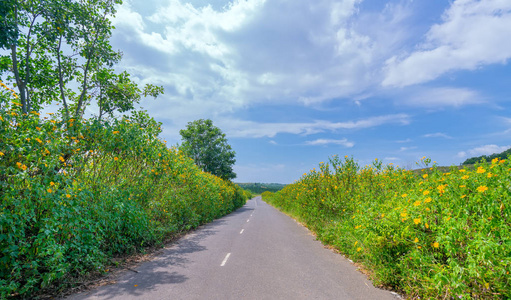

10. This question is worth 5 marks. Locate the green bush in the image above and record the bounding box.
[0,89,249,298]
[264,155,510,299]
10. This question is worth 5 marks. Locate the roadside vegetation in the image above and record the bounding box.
[0,88,250,298]
[263,155,510,299]
[463,148,511,165]
[236,183,286,195]
[0,1,250,298]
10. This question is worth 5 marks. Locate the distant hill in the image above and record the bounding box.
[462,147,511,165]
[236,183,287,194]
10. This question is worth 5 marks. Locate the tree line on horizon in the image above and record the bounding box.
[462,147,511,165]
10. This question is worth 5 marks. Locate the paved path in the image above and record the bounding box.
[68,197,398,300]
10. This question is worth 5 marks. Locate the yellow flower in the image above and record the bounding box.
[356,247,362,252]
[413,218,421,225]
[35,138,42,144]
[414,238,419,243]
[0,151,4,156]
[477,186,488,193]
[413,200,421,207]
[113,131,119,134]
[59,156,65,162]
[47,188,52,193]
[461,175,469,180]
[0,115,3,121]
[477,167,485,173]
[401,193,408,198]
[66,194,71,198]
[423,190,430,195]
[425,223,429,229]
[433,242,439,248]
[487,173,493,178]
[50,182,55,186]
[422,174,428,179]
[491,157,499,164]
[114,157,119,161]
[459,169,466,172]
[401,212,408,218]
[437,184,446,194]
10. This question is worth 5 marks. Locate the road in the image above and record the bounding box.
[68,196,399,300]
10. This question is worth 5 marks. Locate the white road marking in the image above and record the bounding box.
[220,253,231,266]
[240,229,244,234]
[247,219,250,222]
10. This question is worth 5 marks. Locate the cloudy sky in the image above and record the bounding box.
[108,0,511,183]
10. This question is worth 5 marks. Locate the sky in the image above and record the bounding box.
[105,0,511,183]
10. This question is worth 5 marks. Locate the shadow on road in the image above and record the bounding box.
[69,204,251,299]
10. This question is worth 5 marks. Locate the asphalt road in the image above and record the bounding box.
[68,196,399,300]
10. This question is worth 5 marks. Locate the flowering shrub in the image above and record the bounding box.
[0,83,249,298]
[264,155,510,299]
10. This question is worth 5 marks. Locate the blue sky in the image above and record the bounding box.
[107,0,511,183]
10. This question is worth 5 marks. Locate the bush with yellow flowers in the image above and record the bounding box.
[0,84,249,298]
[264,155,510,299]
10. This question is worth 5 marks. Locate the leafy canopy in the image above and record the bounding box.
[179,119,236,181]
[0,0,163,120]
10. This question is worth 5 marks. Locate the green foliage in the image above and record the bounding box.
[0,0,163,119]
[236,182,286,194]
[0,88,249,298]
[179,119,236,181]
[462,148,511,165]
[264,155,511,299]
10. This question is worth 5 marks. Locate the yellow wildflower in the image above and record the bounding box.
[59,156,65,162]
[433,242,439,248]
[462,175,469,180]
[477,186,488,193]
[423,190,430,195]
[356,247,362,252]
[114,157,119,161]
[66,194,71,198]
[413,200,421,207]
[425,223,429,228]
[0,151,4,156]
[113,131,119,134]
[414,238,419,243]
[50,182,55,186]
[477,167,485,173]
[413,218,421,225]
[424,197,432,203]
[47,188,52,193]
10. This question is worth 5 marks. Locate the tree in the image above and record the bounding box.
[0,0,163,120]
[179,119,236,181]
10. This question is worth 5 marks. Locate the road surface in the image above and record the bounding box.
[68,196,398,300]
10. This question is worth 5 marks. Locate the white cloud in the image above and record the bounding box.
[396,138,412,143]
[109,0,415,118]
[383,0,511,87]
[304,138,354,148]
[423,132,452,139]
[457,144,510,158]
[219,114,410,138]
[403,87,482,108]
[400,146,417,152]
